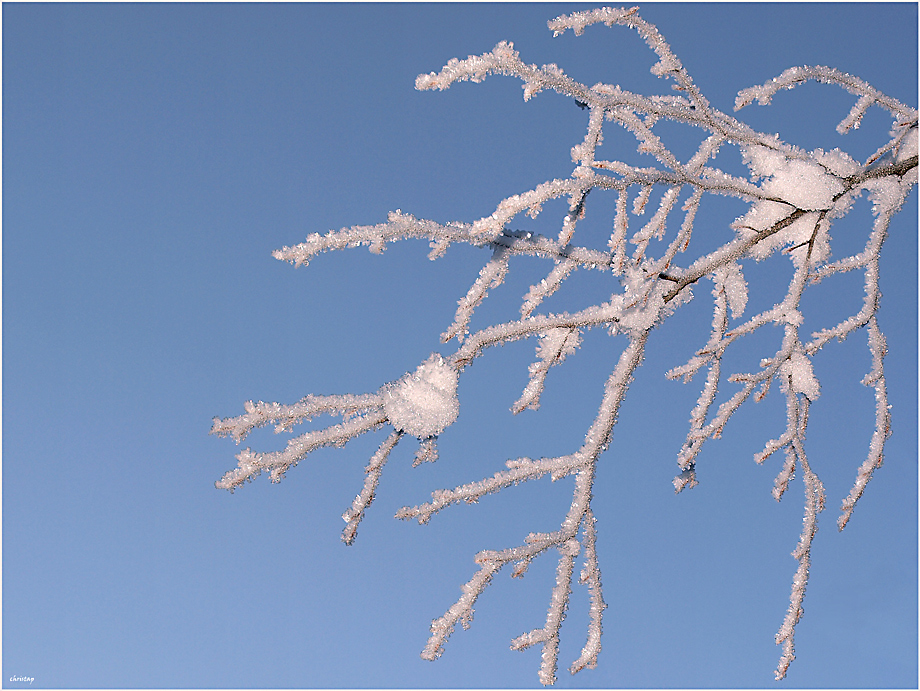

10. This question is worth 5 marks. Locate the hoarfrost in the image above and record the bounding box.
[745,145,844,210]
[784,351,821,401]
[212,5,916,685]
[714,263,748,318]
[813,148,860,177]
[384,354,459,438]
[896,124,918,162]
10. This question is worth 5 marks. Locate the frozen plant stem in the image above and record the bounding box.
[211,6,917,685]
[405,335,646,685]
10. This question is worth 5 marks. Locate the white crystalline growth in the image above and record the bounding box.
[714,262,748,318]
[734,145,848,264]
[812,147,861,177]
[384,354,460,438]
[744,146,844,210]
[864,176,906,216]
[896,124,918,163]
[536,327,581,362]
[783,351,821,401]
[734,200,820,263]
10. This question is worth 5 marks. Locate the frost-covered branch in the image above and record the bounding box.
[404,335,647,684]
[212,6,916,684]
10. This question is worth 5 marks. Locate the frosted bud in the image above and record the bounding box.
[783,351,820,400]
[384,354,459,438]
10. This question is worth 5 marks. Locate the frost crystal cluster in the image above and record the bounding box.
[211,7,917,685]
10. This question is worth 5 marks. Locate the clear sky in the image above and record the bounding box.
[3,2,917,689]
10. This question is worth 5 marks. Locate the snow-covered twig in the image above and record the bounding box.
[212,6,916,684]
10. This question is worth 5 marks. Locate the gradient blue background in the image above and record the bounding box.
[3,3,917,688]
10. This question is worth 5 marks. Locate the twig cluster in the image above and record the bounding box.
[212,6,917,684]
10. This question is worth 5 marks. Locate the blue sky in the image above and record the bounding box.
[3,2,917,689]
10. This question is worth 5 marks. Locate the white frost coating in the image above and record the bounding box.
[536,327,581,361]
[896,125,918,162]
[783,351,821,400]
[735,198,790,232]
[734,201,818,262]
[744,146,844,210]
[513,328,582,413]
[416,41,522,91]
[863,176,906,216]
[384,355,459,438]
[812,148,860,177]
[547,6,639,36]
[213,7,916,686]
[713,263,748,318]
